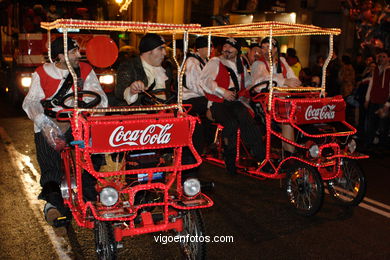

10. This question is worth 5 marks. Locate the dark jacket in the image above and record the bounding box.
[114,56,174,106]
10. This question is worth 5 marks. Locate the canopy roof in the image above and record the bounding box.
[41,19,341,37]
[40,19,202,35]
[194,21,341,37]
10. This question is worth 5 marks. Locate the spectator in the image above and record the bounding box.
[299,67,317,87]
[32,4,46,31]
[326,49,341,97]
[286,48,302,78]
[356,61,376,137]
[364,50,390,147]
[312,55,325,78]
[354,54,366,81]
[47,4,60,22]
[339,55,356,97]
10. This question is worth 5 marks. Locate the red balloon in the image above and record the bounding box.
[86,36,118,68]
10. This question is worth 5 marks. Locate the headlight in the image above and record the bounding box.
[21,76,32,87]
[309,144,320,158]
[347,139,357,153]
[183,178,201,197]
[99,75,114,85]
[100,187,119,207]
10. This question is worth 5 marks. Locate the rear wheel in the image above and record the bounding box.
[286,163,324,216]
[327,159,366,206]
[94,221,117,260]
[178,210,206,260]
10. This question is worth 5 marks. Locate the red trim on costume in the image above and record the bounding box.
[258,57,287,78]
[37,62,93,100]
[205,61,246,103]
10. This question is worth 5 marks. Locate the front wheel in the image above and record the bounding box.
[327,159,366,206]
[285,163,324,216]
[94,221,117,260]
[178,210,206,260]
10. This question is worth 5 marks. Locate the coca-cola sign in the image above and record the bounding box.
[109,124,173,147]
[90,119,190,151]
[294,98,346,124]
[305,105,336,121]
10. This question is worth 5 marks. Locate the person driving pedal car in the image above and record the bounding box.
[200,37,265,175]
[22,36,108,235]
[251,37,301,157]
[114,33,175,106]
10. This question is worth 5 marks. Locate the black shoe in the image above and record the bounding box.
[43,203,68,236]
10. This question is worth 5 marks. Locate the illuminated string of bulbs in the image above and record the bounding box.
[41,19,340,113]
[118,0,133,13]
[40,19,340,37]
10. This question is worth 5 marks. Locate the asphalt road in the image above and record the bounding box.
[0,96,389,260]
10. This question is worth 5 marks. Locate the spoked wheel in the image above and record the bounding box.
[327,159,366,206]
[286,163,324,216]
[94,221,117,260]
[178,210,206,260]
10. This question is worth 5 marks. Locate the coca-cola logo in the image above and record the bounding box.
[304,104,336,121]
[109,124,173,147]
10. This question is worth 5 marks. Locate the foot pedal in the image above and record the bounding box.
[53,216,71,228]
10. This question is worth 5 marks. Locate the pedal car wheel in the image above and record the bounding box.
[326,159,366,206]
[94,221,117,260]
[285,163,324,216]
[178,210,206,260]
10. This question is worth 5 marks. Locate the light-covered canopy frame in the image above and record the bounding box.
[41,19,341,113]
[194,21,341,110]
[40,19,201,114]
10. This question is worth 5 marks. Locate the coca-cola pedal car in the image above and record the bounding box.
[201,22,368,216]
[41,19,213,259]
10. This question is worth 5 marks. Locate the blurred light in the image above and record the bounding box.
[99,75,114,85]
[21,76,32,87]
[57,28,80,33]
[115,0,123,4]
[5,87,9,92]
[280,44,288,54]
[290,12,296,23]
[230,14,254,24]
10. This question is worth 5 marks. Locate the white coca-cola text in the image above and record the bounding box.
[109,124,173,147]
[304,104,336,121]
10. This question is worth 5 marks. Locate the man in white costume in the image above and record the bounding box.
[22,36,108,234]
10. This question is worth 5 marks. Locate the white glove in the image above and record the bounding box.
[35,114,66,151]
